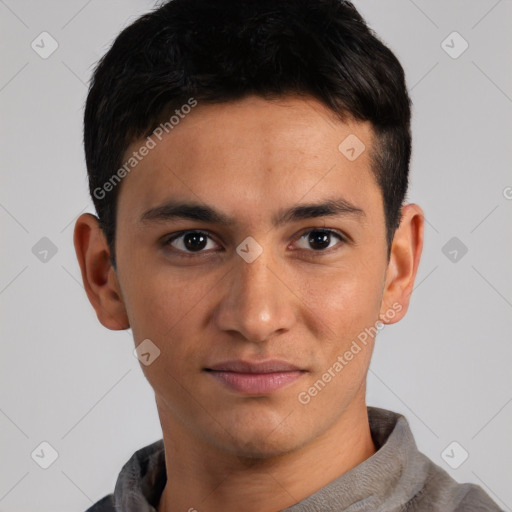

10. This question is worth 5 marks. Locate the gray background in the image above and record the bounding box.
[1,1,511,511]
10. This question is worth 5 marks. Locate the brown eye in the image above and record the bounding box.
[294,229,345,252]
[164,231,219,254]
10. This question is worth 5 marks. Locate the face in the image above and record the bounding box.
[85,95,418,459]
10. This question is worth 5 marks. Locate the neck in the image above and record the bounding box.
[156,397,376,512]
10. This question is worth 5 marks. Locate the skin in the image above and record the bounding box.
[74,94,424,512]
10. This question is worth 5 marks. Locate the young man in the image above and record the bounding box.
[73,0,500,510]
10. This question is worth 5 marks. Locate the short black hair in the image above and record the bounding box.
[84,0,412,269]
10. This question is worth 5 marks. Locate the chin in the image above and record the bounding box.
[210,416,305,461]
[225,435,299,461]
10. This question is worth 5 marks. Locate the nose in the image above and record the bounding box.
[213,244,296,343]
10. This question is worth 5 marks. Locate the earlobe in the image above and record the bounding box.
[379,204,424,325]
[73,213,130,330]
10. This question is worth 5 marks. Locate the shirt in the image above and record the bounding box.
[85,406,502,511]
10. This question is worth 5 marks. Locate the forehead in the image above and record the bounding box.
[116,95,380,225]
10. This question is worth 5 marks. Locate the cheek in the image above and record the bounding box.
[127,272,208,400]
[294,269,381,415]
[299,260,385,340]
[120,261,212,347]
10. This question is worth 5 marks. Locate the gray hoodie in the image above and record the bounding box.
[85,406,502,511]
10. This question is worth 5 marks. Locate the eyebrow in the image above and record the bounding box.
[139,197,365,227]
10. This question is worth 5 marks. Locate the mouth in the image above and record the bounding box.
[204,360,306,395]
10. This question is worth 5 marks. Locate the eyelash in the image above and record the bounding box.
[161,228,347,258]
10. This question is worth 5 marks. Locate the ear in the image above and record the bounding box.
[73,213,130,330]
[379,204,424,325]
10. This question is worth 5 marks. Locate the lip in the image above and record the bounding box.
[205,360,306,394]
[207,360,302,373]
